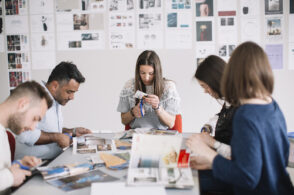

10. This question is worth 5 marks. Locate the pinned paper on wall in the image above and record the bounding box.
[5,0,28,15]
[265,44,283,70]
[288,43,294,70]
[109,0,134,12]
[265,16,283,42]
[195,0,213,17]
[265,0,283,15]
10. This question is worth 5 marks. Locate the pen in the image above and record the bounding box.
[140,99,144,117]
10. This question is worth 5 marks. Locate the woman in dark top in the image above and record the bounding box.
[187,42,294,195]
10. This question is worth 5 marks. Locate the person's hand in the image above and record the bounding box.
[190,156,213,170]
[199,132,216,148]
[186,134,217,168]
[132,103,144,118]
[55,133,71,148]
[75,127,92,137]
[144,94,159,109]
[20,156,41,167]
[9,164,31,187]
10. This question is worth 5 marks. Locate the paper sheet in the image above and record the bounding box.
[265,44,283,70]
[91,182,166,195]
[288,43,294,70]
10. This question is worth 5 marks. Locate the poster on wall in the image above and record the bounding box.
[138,0,162,10]
[196,20,213,42]
[217,10,238,44]
[265,0,283,15]
[7,52,29,69]
[30,0,54,14]
[240,0,260,16]
[195,0,213,17]
[5,0,28,15]
[137,12,163,49]
[0,17,4,52]
[240,18,260,43]
[265,16,283,42]
[289,15,294,42]
[166,0,192,49]
[8,71,30,88]
[56,0,106,12]
[265,44,283,70]
[109,12,135,49]
[56,12,105,50]
[195,44,215,66]
[167,0,190,10]
[109,0,134,12]
[5,15,29,34]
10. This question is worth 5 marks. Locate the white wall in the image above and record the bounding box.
[1,0,294,132]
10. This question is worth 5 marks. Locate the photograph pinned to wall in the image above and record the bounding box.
[9,71,22,88]
[81,0,106,11]
[32,51,55,69]
[7,52,29,69]
[7,34,29,51]
[165,30,192,49]
[138,13,162,30]
[137,31,163,49]
[288,43,294,70]
[109,0,134,12]
[167,12,191,28]
[0,17,3,52]
[30,0,54,14]
[218,44,236,61]
[138,0,162,10]
[195,0,213,17]
[109,13,135,31]
[240,18,260,43]
[56,0,80,12]
[265,0,283,15]
[196,21,212,42]
[5,0,28,15]
[166,0,191,10]
[57,13,104,32]
[291,0,294,14]
[5,16,29,34]
[265,44,283,69]
[57,31,105,50]
[265,17,282,42]
[240,0,260,16]
[31,33,55,51]
[109,31,135,49]
[30,14,54,33]
[0,0,2,15]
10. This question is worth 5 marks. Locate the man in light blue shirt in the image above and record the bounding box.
[15,62,92,160]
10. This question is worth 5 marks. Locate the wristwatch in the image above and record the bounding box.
[213,141,221,150]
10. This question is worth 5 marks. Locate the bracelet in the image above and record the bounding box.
[153,105,160,110]
[130,108,135,117]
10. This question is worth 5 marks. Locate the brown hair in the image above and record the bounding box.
[221,41,274,106]
[195,55,226,98]
[135,50,165,98]
[9,81,53,109]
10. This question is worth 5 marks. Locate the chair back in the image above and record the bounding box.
[6,131,15,161]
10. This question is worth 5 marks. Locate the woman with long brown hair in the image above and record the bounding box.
[117,50,181,130]
[187,42,294,195]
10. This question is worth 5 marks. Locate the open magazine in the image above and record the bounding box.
[127,134,194,189]
[38,162,118,191]
[73,134,114,154]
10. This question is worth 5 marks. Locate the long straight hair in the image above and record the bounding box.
[221,41,274,106]
[195,55,226,98]
[135,50,165,98]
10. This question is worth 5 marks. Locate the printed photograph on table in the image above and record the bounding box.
[109,0,134,12]
[9,71,22,87]
[138,0,161,10]
[74,134,113,154]
[196,21,212,41]
[195,0,213,17]
[265,0,283,15]
[138,13,162,29]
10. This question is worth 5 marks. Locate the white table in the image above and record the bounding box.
[12,133,200,195]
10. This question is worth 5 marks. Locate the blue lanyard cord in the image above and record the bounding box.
[12,160,30,170]
[140,99,144,117]
[64,133,73,140]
